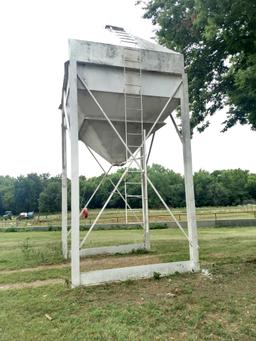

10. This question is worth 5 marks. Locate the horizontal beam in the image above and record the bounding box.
[80,261,193,286]
[79,113,166,126]
[79,243,145,257]
[69,39,184,75]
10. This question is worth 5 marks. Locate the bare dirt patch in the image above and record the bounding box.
[0,253,166,275]
[0,263,69,275]
[0,278,64,291]
[80,253,162,272]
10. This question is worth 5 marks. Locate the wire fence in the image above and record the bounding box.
[1,205,256,228]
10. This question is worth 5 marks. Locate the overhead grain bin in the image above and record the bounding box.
[60,25,199,288]
[61,25,183,165]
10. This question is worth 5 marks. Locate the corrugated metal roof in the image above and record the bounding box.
[78,25,180,55]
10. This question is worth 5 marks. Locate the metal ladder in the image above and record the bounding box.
[123,47,144,224]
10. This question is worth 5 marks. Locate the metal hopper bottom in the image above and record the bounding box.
[79,118,165,166]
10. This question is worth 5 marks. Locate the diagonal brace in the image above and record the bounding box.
[84,145,143,228]
[80,157,136,248]
[147,176,193,247]
[77,74,143,171]
[169,113,183,143]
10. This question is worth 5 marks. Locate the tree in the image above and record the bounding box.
[211,169,250,205]
[194,170,214,206]
[14,174,44,213]
[39,179,61,213]
[147,164,185,208]
[247,173,256,200]
[0,176,15,214]
[140,0,256,132]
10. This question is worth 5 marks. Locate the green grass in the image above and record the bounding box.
[0,227,256,340]
[0,232,64,270]
[0,268,70,285]
[1,205,256,229]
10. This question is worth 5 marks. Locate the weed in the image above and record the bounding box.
[20,238,32,259]
[20,238,63,265]
[153,271,161,280]
[130,248,150,255]
[32,242,63,264]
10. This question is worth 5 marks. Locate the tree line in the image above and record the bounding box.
[0,164,256,215]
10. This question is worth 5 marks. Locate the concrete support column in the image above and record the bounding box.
[180,73,199,271]
[141,130,150,250]
[61,112,68,260]
[69,50,80,287]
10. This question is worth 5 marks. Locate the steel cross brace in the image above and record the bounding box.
[80,141,191,249]
[83,144,144,227]
[79,150,192,248]
[81,164,113,214]
[62,90,71,135]
[146,132,155,165]
[68,149,143,240]
[67,165,113,238]
[77,73,182,171]
[169,113,183,143]
[76,74,192,247]
[80,156,139,247]
[77,74,143,172]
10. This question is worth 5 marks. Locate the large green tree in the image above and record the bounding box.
[14,174,44,213]
[39,179,61,213]
[140,0,256,132]
[0,176,15,214]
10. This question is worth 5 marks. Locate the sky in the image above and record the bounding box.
[0,0,255,178]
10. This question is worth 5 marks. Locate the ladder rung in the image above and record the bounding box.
[126,206,142,210]
[119,33,135,37]
[124,75,141,80]
[119,35,135,39]
[122,40,137,44]
[118,34,133,38]
[126,98,141,101]
[129,157,143,161]
[121,37,136,40]
[127,195,142,198]
[119,36,133,40]
[125,94,141,99]
[124,58,140,63]
[126,182,141,185]
[126,107,142,111]
[127,170,141,173]
[125,83,141,87]
[124,70,141,74]
[127,132,143,136]
[128,145,140,148]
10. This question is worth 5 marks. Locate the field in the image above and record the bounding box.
[1,226,256,340]
[1,205,256,229]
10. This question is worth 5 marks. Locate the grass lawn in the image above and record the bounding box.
[0,227,256,340]
[1,205,256,229]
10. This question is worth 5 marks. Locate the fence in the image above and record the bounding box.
[1,206,256,229]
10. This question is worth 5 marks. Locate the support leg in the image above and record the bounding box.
[181,73,199,271]
[141,130,150,250]
[69,57,80,287]
[61,112,68,259]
